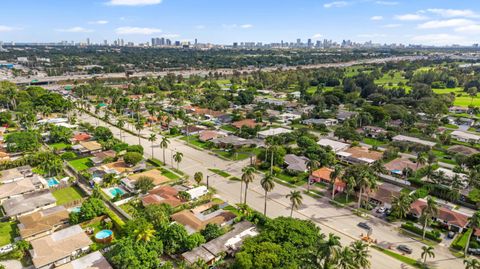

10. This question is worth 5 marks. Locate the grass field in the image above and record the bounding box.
[52,186,85,205]
[209,168,231,178]
[68,157,93,171]
[0,221,16,246]
[375,72,408,86]
[50,142,70,150]
[372,246,422,268]
[180,135,208,149]
[159,168,180,180]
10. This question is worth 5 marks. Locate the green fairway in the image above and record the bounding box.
[375,72,407,85]
[0,221,16,246]
[52,186,85,205]
[68,157,93,171]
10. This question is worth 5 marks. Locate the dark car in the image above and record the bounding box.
[397,244,413,254]
[447,231,456,239]
[357,222,371,230]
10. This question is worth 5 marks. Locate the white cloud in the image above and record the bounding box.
[357,33,387,38]
[312,33,323,38]
[240,24,253,29]
[455,24,480,35]
[426,9,478,18]
[106,0,162,6]
[89,20,109,25]
[375,1,398,5]
[56,27,94,33]
[115,26,162,35]
[418,19,474,29]
[383,23,402,28]
[411,33,466,45]
[370,16,383,21]
[162,33,180,38]
[395,13,428,21]
[195,25,206,29]
[323,1,349,8]
[0,25,15,32]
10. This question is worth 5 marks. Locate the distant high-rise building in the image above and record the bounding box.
[151,38,156,46]
[233,42,238,48]
[104,40,108,46]
[307,38,312,47]
[166,39,171,46]
[296,38,301,46]
[86,38,90,45]
[194,38,198,46]
[174,40,181,46]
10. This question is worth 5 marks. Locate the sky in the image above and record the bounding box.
[1,0,480,45]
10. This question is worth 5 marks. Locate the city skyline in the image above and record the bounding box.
[1,0,480,45]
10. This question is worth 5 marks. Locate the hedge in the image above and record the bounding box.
[401,222,442,242]
[451,228,472,251]
[104,208,126,231]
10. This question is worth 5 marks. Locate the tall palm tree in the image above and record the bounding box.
[421,196,439,240]
[194,171,203,185]
[356,169,375,208]
[350,240,371,269]
[306,159,320,192]
[134,225,156,242]
[135,121,144,145]
[464,257,480,269]
[416,152,427,170]
[337,247,355,269]
[345,176,356,204]
[318,233,342,268]
[159,136,170,165]
[148,133,157,159]
[330,165,342,200]
[391,192,412,219]
[260,173,275,216]
[116,119,125,142]
[173,151,183,170]
[421,246,435,265]
[466,211,480,257]
[241,166,256,204]
[286,190,303,217]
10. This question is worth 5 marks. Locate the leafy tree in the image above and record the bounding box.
[5,131,41,152]
[194,171,203,185]
[94,126,113,141]
[124,152,143,166]
[49,125,73,144]
[127,144,144,154]
[108,236,163,269]
[135,176,155,194]
[391,192,412,219]
[334,125,361,142]
[70,197,106,223]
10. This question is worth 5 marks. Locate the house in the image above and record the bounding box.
[79,141,102,154]
[451,130,480,144]
[182,125,206,135]
[449,106,470,114]
[309,167,346,193]
[141,186,183,207]
[392,135,436,147]
[0,177,36,202]
[181,221,258,265]
[211,135,262,148]
[336,111,358,122]
[360,126,387,139]
[447,145,479,156]
[410,199,470,232]
[2,190,57,218]
[29,225,92,269]
[198,130,226,142]
[171,202,236,234]
[186,186,209,200]
[337,146,383,164]
[279,113,301,123]
[362,182,402,208]
[284,154,309,173]
[231,119,263,129]
[302,118,338,126]
[317,138,350,153]
[425,167,468,187]
[71,133,91,144]
[56,251,112,269]
[89,150,116,166]
[257,128,292,139]
[122,169,170,191]
[0,166,32,184]
[17,205,69,241]
[384,158,423,176]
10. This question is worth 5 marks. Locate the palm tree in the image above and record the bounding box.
[173,151,183,170]
[134,225,156,242]
[391,192,412,219]
[236,203,253,219]
[464,257,480,269]
[194,171,203,185]
[350,240,371,269]
[318,233,342,268]
[241,166,256,204]
[421,196,439,240]
[345,176,356,204]
[148,133,157,159]
[466,211,480,257]
[260,173,275,216]
[135,121,144,145]
[416,152,427,170]
[337,247,355,269]
[356,168,376,209]
[159,136,170,165]
[286,190,303,217]
[116,119,125,142]
[306,159,320,192]
[421,246,435,265]
[330,165,342,200]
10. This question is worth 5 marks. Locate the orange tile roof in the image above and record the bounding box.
[232,119,261,129]
[73,133,91,142]
[410,199,469,228]
[142,186,182,207]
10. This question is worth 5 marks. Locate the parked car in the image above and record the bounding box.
[358,222,371,230]
[397,244,413,254]
[376,207,386,213]
[447,231,456,239]
[468,248,480,255]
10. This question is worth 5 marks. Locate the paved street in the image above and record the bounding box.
[81,109,464,269]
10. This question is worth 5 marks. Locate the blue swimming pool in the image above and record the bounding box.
[95,230,113,240]
[109,187,125,197]
[71,207,81,213]
[47,178,59,187]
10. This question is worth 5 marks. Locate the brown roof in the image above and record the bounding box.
[80,141,102,152]
[142,186,182,207]
[343,147,383,162]
[384,158,423,172]
[30,225,92,268]
[105,161,131,173]
[232,119,261,129]
[18,206,69,239]
[56,251,112,269]
[189,107,225,118]
[364,182,402,205]
[198,130,223,142]
[0,178,35,200]
[171,203,236,232]
[73,133,91,142]
[128,169,170,186]
[311,167,335,182]
[410,199,469,228]
[448,145,479,156]
[93,150,116,159]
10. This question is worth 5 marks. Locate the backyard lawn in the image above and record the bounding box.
[52,186,85,205]
[50,142,70,150]
[159,168,180,180]
[0,221,16,246]
[68,157,93,171]
[180,135,208,149]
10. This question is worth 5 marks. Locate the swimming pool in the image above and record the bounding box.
[47,178,59,187]
[109,187,125,197]
[95,229,113,240]
[71,207,81,213]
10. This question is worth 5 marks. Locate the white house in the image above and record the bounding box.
[186,186,209,200]
[451,130,480,144]
[257,128,292,139]
[317,138,350,153]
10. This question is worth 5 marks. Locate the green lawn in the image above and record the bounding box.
[209,168,231,178]
[68,157,93,171]
[363,138,387,147]
[180,135,208,149]
[375,72,408,86]
[220,124,237,133]
[372,246,422,268]
[52,186,85,205]
[0,221,16,246]
[159,168,180,180]
[276,172,307,186]
[50,142,70,150]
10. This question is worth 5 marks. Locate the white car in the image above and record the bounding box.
[376,207,386,213]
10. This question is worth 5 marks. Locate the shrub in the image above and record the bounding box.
[451,228,472,250]
[123,152,143,166]
[61,151,77,160]
[401,222,442,242]
[105,207,126,231]
[127,145,144,154]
